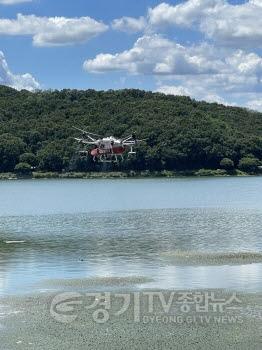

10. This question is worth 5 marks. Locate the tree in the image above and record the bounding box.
[238,157,259,173]
[37,141,70,171]
[14,162,32,176]
[19,153,38,167]
[220,158,235,171]
[0,134,26,172]
[0,86,261,173]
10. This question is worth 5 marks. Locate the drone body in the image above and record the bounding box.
[74,127,143,163]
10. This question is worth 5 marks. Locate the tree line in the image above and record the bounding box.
[0,85,261,174]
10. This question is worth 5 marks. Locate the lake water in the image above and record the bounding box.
[0,177,262,295]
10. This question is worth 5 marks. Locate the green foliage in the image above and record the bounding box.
[0,133,26,172]
[0,85,261,173]
[37,141,70,172]
[195,168,227,177]
[19,152,38,166]
[14,162,32,176]
[238,157,259,173]
[220,158,235,170]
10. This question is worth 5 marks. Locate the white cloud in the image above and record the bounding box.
[84,35,262,79]
[156,75,262,110]
[201,2,262,48]
[0,0,31,4]
[110,1,262,49]
[84,32,262,111]
[156,85,190,96]
[84,35,223,75]
[0,51,40,91]
[250,0,262,6]
[0,14,108,46]
[247,99,262,112]
[156,81,229,105]
[148,0,262,48]
[226,50,262,77]
[148,0,219,28]
[111,16,146,33]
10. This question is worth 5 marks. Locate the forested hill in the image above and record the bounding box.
[0,85,261,174]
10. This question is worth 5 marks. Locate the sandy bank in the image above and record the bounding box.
[0,283,262,350]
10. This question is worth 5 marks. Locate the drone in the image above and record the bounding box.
[73,126,145,163]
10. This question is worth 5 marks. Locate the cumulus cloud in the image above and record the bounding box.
[250,0,262,6]
[84,35,225,75]
[156,75,262,110]
[155,85,190,97]
[156,79,231,105]
[83,32,262,110]
[148,0,262,48]
[0,0,31,4]
[111,0,262,48]
[84,35,262,81]
[82,0,262,112]
[201,1,262,48]
[0,14,108,46]
[246,98,262,112]
[226,51,262,78]
[111,16,146,33]
[148,0,218,28]
[0,51,40,90]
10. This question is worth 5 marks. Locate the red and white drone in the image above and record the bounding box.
[73,126,144,162]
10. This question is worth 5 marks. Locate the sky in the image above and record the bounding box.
[0,0,261,111]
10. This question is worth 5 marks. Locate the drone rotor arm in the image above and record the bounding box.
[72,126,103,141]
[74,138,98,145]
[121,135,134,142]
[122,140,136,145]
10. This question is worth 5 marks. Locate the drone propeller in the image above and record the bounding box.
[73,137,98,145]
[121,132,146,145]
[121,133,137,143]
[72,126,103,139]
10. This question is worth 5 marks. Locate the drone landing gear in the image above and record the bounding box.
[78,150,89,158]
[95,154,124,163]
[127,146,137,159]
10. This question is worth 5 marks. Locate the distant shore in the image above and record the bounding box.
[0,169,259,180]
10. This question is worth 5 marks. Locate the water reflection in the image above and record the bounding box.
[0,177,262,216]
[0,207,262,294]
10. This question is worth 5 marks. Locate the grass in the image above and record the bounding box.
[0,169,257,180]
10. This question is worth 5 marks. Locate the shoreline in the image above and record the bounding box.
[0,169,259,180]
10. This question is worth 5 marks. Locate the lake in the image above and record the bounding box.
[0,176,262,295]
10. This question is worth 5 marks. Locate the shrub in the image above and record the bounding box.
[14,162,32,176]
[195,168,227,176]
[238,157,259,173]
[19,153,38,166]
[0,134,25,172]
[220,158,235,170]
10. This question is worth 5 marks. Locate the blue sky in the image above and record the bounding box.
[0,0,261,111]
[0,0,163,90]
